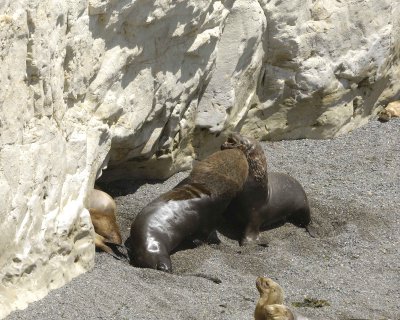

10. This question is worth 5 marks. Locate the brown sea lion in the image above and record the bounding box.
[128,148,249,272]
[378,100,400,122]
[254,277,310,320]
[88,189,122,255]
[254,277,284,320]
[221,133,311,245]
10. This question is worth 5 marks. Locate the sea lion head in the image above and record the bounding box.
[378,109,391,122]
[222,132,267,182]
[130,237,172,272]
[221,132,258,156]
[256,276,284,304]
[264,304,295,320]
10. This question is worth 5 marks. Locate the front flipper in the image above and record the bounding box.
[206,230,221,245]
[240,208,262,246]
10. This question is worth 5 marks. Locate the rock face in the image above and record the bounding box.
[0,0,398,318]
[240,0,400,140]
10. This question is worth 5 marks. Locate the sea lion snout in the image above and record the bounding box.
[157,262,171,273]
[256,276,271,293]
[133,254,172,273]
[221,132,256,156]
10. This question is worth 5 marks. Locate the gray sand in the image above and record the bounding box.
[8,119,400,320]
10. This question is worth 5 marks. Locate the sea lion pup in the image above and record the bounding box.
[378,100,400,122]
[221,133,311,245]
[88,189,122,255]
[254,277,284,320]
[260,304,294,320]
[128,149,249,272]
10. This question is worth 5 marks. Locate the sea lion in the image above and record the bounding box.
[88,189,122,255]
[254,277,284,320]
[222,133,311,245]
[378,100,400,122]
[128,148,249,272]
[254,277,310,320]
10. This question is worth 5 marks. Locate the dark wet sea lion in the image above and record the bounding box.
[128,148,249,272]
[222,133,311,245]
[88,189,122,255]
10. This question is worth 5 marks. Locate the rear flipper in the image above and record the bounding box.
[95,233,129,260]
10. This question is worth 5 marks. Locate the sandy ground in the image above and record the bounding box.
[8,118,400,320]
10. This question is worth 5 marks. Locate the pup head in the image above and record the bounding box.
[256,276,284,304]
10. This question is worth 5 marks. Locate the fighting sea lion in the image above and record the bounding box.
[378,100,400,122]
[88,189,122,255]
[254,277,284,320]
[222,133,311,245]
[128,148,249,272]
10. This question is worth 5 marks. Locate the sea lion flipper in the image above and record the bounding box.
[241,218,260,246]
[95,234,129,261]
[206,230,221,245]
[305,224,318,238]
[95,233,115,255]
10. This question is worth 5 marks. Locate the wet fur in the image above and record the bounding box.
[128,149,249,272]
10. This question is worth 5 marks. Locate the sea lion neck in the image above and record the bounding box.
[247,146,268,186]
